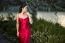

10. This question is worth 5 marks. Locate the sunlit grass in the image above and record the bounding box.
[0,15,65,43]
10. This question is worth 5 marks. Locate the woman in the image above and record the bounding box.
[16,2,33,43]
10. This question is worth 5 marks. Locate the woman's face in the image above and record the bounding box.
[22,6,28,12]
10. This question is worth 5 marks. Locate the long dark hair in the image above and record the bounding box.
[19,2,27,13]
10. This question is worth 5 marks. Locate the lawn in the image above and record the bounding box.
[0,16,65,43]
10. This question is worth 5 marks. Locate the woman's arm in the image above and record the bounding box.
[16,14,19,33]
[27,12,33,24]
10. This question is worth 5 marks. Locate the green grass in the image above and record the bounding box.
[0,16,65,43]
[31,18,65,43]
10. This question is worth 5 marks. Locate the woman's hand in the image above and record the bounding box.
[17,32,19,37]
[27,12,33,24]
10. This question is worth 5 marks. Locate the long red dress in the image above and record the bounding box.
[18,17,31,43]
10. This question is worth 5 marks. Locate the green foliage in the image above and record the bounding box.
[0,15,65,43]
[27,0,65,11]
[7,12,15,21]
[31,18,65,43]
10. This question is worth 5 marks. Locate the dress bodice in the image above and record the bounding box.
[18,17,30,31]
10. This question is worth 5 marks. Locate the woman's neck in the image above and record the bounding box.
[21,11,27,15]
